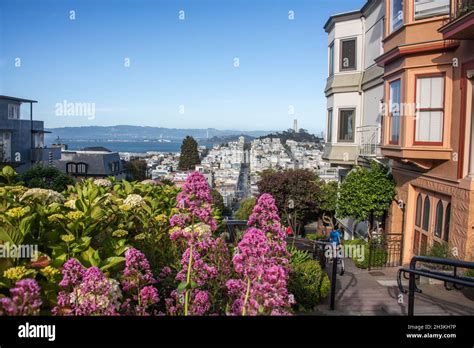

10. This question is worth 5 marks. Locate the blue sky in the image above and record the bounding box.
[0,0,365,133]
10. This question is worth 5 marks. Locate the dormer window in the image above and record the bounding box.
[66,163,77,173]
[8,104,20,119]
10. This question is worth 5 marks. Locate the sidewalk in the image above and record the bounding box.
[312,258,474,315]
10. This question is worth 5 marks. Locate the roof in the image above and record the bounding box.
[0,95,38,103]
[324,9,361,32]
[81,146,112,152]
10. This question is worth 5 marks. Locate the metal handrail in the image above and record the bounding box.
[397,255,474,315]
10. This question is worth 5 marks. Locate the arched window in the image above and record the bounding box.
[434,201,443,238]
[422,196,430,231]
[415,194,422,227]
[444,203,451,242]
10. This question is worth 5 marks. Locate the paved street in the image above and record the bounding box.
[312,259,474,316]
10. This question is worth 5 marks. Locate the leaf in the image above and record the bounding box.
[81,247,101,267]
[99,256,125,271]
[51,253,68,267]
[177,281,188,292]
[0,229,14,244]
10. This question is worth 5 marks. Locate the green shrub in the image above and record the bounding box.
[342,238,387,269]
[288,259,329,312]
[306,233,327,241]
[288,246,311,265]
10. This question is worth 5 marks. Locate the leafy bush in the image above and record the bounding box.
[288,259,329,312]
[342,239,387,269]
[288,246,311,265]
[234,197,256,220]
[20,165,75,192]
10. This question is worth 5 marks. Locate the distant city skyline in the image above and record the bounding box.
[0,0,365,133]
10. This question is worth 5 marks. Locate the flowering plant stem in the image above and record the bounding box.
[184,243,193,316]
[241,277,251,316]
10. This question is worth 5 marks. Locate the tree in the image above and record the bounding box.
[124,159,148,181]
[320,180,339,228]
[257,169,323,225]
[336,161,396,232]
[211,189,232,217]
[21,165,75,192]
[178,136,200,171]
[234,197,256,220]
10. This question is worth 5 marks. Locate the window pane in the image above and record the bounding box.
[416,111,443,142]
[417,76,444,109]
[390,80,401,143]
[391,0,404,31]
[444,203,451,242]
[327,110,333,142]
[422,196,430,231]
[338,109,355,142]
[434,201,443,237]
[414,0,449,20]
[329,44,334,76]
[340,39,356,70]
[415,194,422,227]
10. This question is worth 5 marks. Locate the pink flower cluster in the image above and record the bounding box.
[167,171,232,315]
[53,259,121,316]
[170,172,217,234]
[227,193,294,316]
[0,279,42,316]
[248,193,290,263]
[121,248,159,316]
[226,227,294,315]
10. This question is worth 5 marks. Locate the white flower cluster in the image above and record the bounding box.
[123,194,145,208]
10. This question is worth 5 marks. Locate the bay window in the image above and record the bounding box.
[415,75,444,144]
[414,0,449,20]
[338,108,355,142]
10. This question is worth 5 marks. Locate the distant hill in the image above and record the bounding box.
[45,125,272,143]
[259,129,323,144]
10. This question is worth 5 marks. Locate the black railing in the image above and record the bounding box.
[397,255,474,316]
[368,233,403,270]
[223,219,248,243]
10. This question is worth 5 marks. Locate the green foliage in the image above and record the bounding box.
[343,239,387,269]
[320,180,338,216]
[259,129,321,144]
[336,161,395,222]
[0,178,182,294]
[123,159,148,181]
[306,233,328,241]
[0,166,18,185]
[178,136,200,170]
[288,246,311,265]
[20,165,74,192]
[423,242,452,259]
[288,259,329,312]
[211,189,232,217]
[257,169,323,225]
[234,197,256,220]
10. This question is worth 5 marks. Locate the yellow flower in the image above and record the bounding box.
[48,213,65,222]
[112,229,128,238]
[60,234,75,243]
[154,214,167,224]
[64,199,77,209]
[66,211,84,220]
[3,266,28,281]
[40,266,60,281]
[5,207,28,219]
[119,204,132,212]
[134,233,146,241]
[0,187,6,195]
